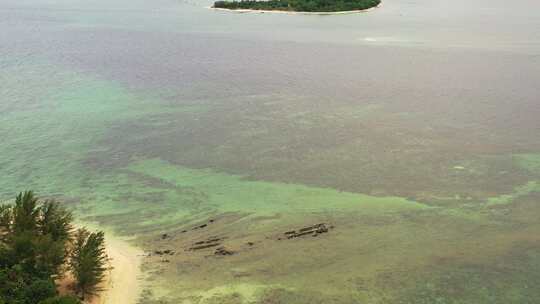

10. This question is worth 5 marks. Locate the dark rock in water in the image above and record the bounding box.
[190,219,215,231]
[181,230,187,233]
[189,236,224,251]
[215,246,234,256]
[161,233,169,240]
[283,223,331,239]
[247,242,254,246]
[192,223,208,230]
[154,249,175,256]
[190,242,220,250]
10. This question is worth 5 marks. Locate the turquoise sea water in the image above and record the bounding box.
[1,0,540,302]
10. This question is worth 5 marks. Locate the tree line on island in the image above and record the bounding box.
[0,191,108,304]
[213,0,380,12]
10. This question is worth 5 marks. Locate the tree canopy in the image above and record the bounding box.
[213,0,380,12]
[0,191,109,304]
[70,229,108,299]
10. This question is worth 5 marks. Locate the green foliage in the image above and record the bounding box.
[0,205,13,240]
[8,232,37,275]
[0,266,56,304]
[39,296,81,304]
[0,192,73,278]
[0,191,105,304]
[70,228,108,299]
[38,201,73,243]
[213,0,380,12]
[36,201,73,277]
[12,192,39,235]
[27,280,57,303]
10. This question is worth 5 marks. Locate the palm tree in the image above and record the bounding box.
[0,191,81,303]
[12,191,40,234]
[1,192,76,274]
[69,228,108,300]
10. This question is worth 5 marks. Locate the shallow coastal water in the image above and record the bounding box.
[1,0,540,303]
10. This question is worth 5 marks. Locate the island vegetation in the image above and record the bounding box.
[0,191,108,304]
[213,0,380,12]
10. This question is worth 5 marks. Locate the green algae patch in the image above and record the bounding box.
[0,58,209,201]
[487,181,540,206]
[514,153,540,175]
[0,61,132,197]
[195,283,272,304]
[127,159,430,216]
[466,153,540,207]
[393,243,540,304]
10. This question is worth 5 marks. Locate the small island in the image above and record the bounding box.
[213,0,381,13]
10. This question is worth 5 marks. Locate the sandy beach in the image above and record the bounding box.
[74,223,144,304]
[92,236,143,304]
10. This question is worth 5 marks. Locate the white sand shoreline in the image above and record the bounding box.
[207,3,381,15]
